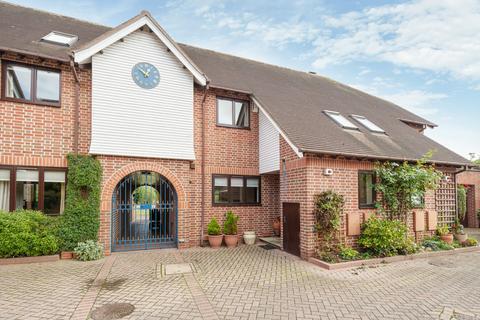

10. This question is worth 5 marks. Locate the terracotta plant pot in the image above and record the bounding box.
[224,234,239,248]
[208,235,223,248]
[440,234,454,244]
[60,251,73,260]
[243,231,256,245]
[455,233,468,243]
[272,218,281,236]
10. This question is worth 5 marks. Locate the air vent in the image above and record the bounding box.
[41,31,78,47]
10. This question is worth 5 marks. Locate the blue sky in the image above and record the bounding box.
[10,0,480,160]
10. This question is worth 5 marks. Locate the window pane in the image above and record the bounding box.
[359,172,375,206]
[44,171,65,183]
[325,111,358,129]
[44,181,65,215]
[245,178,259,203]
[6,65,32,100]
[16,169,39,182]
[231,177,244,203]
[16,181,38,210]
[234,102,249,127]
[0,170,10,211]
[36,70,60,103]
[218,99,233,125]
[214,176,229,203]
[352,115,385,133]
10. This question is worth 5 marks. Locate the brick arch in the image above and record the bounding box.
[101,162,187,212]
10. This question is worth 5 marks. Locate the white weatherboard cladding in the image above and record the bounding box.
[90,30,195,160]
[259,109,280,174]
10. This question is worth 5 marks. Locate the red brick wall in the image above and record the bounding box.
[0,53,91,168]
[457,170,480,227]
[279,136,450,259]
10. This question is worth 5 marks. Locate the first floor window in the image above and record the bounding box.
[3,61,61,106]
[358,171,376,208]
[213,175,260,205]
[2,167,66,215]
[0,169,10,211]
[216,97,249,128]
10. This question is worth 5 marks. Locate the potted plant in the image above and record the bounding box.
[207,218,223,248]
[272,216,280,236]
[436,224,453,244]
[223,211,239,248]
[243,231,256,245]
[454,223,468,243]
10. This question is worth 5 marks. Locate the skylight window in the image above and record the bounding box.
[41,31,78,47]
[324,111,358,130]
[351,115,385,133]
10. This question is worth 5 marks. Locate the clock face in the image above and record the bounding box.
[131,62,160,89]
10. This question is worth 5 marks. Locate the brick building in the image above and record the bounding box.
[457,170,480,228]
[0,3,474,258]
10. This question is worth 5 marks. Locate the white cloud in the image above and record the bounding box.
[313,0,480,80]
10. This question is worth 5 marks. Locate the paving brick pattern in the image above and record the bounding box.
[0,259,104,319]
[1,246,479,319]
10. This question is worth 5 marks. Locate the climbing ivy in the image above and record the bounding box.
[374,152,442,222]
[314,190,344,260]
[57,154,102,251]
[457,185,467,222]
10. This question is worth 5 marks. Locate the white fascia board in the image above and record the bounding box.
[74,16,207,86]
[251,96,303,158]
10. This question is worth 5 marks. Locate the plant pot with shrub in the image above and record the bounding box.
[207,218,223,248]
[454,223,468,243]
[437,224,453,244]
[272,217,280,236]
[223,211,239,248]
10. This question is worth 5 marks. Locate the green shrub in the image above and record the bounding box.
[457,185,467,221]
[223,211,239,235]
[421,236,454,251]
[0,210,59,258]
[358,217,413,257]
[74,240,104,261]
[338,246,359,261]
[463,238,478,247]
[57,154,102,251]
[207,218,221,236]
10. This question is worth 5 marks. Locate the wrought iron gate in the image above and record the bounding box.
[111,171,177,252]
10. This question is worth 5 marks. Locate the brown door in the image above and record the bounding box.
[283,202,300,256]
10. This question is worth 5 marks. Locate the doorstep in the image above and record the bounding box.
[259,236,282,249]
[0,254,60,266]
[309,246,480,271]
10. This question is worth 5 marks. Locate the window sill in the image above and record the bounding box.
[1,97,61,108]
[212,203,262,207]
[215,123,250,130]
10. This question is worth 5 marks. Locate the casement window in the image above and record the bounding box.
[411,193,425,208]
[216,97,250,128]
[2,61,61,106]
[324,110,358,130]
[213,175,260,205]
[0,167,66,215]
[358,171,376,208]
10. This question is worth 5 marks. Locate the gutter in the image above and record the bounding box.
[200,81,210,246]
[69,57,81,154]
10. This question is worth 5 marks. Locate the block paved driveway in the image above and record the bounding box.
[1,245,480,320]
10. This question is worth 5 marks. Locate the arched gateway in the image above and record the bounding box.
[111,171,177,252]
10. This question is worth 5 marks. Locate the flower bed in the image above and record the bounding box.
[309,245,480,270]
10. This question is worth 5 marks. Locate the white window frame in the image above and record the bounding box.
[351,115,385,133]
[324,110,358,130]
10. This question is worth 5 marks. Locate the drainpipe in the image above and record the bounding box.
[70,58,80,154]
[200,81,210,246]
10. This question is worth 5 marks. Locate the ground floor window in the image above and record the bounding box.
[213,175,261,205]
[358,171,376,208]
[0,167,66,215]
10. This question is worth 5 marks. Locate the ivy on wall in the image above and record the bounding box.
[57,154,102,251]
[457,185,467,222]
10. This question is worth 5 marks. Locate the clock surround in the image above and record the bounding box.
[131,62,160,89]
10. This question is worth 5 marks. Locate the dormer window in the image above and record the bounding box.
[41,31,78,47]
[324,110,358,130]
[351,115,385,133]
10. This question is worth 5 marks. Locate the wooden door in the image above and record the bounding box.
[282,202,300,256]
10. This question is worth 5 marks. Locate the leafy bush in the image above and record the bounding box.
[457,185,467,221]
[207,218,221,236]
[74,240,104,261]
[436,224,450,236]
[358,217,413,257]
[223,211,239,235]
[463,238,478,247]
[421,236,454,251]
[57,154,102,251]
[338,246,359,261]
[0,210,59,258]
